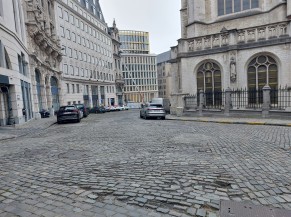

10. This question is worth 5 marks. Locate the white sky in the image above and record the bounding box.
[99,0,181,55]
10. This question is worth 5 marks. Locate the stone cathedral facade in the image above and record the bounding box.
[170,0,291,114]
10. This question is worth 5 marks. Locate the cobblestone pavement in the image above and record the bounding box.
[0,110,291,217]
[0,117,56,140]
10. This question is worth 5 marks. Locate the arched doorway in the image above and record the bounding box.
[35,69,43,111]
[247,55,278,104]
[50,76,60,111]
[197,61,222,106]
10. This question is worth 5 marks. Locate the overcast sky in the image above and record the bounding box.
[99,0,181,55]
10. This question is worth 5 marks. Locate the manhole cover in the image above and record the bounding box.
[58,150,90,160]
[220,200,291,217]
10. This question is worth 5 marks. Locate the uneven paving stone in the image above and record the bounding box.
[186,207,197,215]
[156,207,169,213]
[0,111,291,217]
[196,208,206,217]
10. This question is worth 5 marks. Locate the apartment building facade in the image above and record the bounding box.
[109,20,124,106]
[120,30,158,103]
[170,0,291,113]
[0,0,34,126]
[55,0,116,108]
[24,0,63,117]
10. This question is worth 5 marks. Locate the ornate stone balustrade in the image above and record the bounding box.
[188,22,289,52]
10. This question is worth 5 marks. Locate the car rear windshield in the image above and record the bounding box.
[75,104,84,109]
[59,106,76,111]
[149,104,163,108]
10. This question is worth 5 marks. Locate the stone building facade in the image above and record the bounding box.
[55,0,117,108]
[0,0,33,126]
[23,0,63,116]
[157,50,173,99]
[170,0,291,114]
[109,20,124,106]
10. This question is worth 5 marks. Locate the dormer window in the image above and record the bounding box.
[218,0,259,16]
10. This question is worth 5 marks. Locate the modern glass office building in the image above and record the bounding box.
[120,30,150,54]
[120,30,158,103]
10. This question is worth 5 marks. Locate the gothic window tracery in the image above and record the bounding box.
[197,62,222,106]
[247,55,278,104]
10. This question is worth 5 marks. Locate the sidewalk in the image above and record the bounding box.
[0,116,56,141]
[166,114,291,127]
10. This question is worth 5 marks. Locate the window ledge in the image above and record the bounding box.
[216,8,262,22]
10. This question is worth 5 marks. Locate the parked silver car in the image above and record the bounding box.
[140,103,166,120]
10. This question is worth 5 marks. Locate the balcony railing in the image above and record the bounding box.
[187,22,289,52]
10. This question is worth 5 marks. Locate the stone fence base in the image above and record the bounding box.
[183,109,291,120]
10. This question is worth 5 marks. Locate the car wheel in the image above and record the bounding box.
[161,117,166,120]
[57,120,62,124]
[77,116,81,123]
[144,115,147,120]
[140,112,143,118]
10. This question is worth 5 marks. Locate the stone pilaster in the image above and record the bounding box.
[262,85,271,118]
[224,88,232,116]
[199,90,204,117]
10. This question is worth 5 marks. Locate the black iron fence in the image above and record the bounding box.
[270,87,291,110]
[204,90,225,110]
[185,87,291,111]
[231,88,263,110]
[184,95,197,110]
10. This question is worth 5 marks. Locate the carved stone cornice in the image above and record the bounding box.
[45,46,53,55]
[57,55,63,62]
[26,22,62,62]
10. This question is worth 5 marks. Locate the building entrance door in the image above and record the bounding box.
[0,86,9,126]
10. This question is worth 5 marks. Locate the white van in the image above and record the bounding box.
[150,98,171,113]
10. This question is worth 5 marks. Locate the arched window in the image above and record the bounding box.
[247,55,278,104]
[197,62,222,106]
[247,55,278,90]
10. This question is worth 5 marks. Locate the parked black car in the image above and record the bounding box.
[57,105,81,124]
[90,106,106,114]
[74,104,89,117]
[39,109,50,118]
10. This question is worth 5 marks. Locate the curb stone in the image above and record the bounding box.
[0,120,56,141]
[165,116,291,127]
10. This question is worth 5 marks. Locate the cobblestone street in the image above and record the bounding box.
[0,110,291,217]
